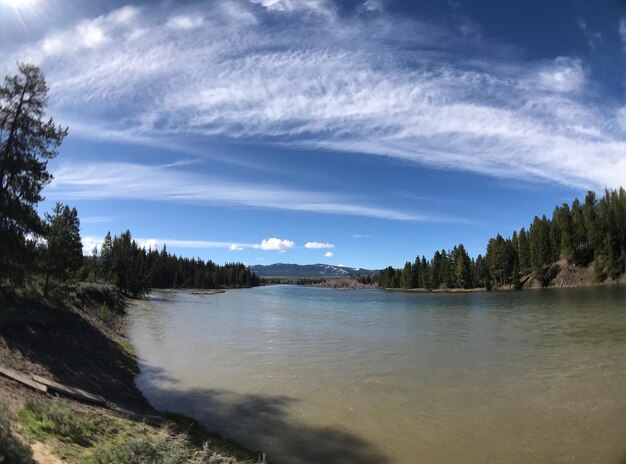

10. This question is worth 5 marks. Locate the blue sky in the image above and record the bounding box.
[1,0,625,269]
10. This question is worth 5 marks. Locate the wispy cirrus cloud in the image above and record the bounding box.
[3,1,625,189]
[48,161,447,222]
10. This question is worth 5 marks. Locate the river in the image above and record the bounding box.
[127,285,626,464]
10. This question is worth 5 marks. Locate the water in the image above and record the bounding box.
[127,285,626,464]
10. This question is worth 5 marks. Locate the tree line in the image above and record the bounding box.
[0,63,259,300]
[380,189,626,290]
[83,231,261,298]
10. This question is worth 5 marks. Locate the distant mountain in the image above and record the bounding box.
[250,263,379,278]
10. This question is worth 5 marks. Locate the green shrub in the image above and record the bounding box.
[93,431,189,464]
[18,399,93,446]
[0,406,35,464]
[96,302,113,320]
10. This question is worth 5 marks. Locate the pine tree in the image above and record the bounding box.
[517,228,531,275]
[400,261,412,288]
[0,64,67,284]
[410,257,420,288]
[42,203,82,298]
[529,216,551,279]
[512,255,522,290]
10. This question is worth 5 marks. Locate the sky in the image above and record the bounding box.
[1,0,625,269]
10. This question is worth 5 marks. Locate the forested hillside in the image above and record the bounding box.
[380,189,626,290]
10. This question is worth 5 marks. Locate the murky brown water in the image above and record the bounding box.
[127,286,626,464]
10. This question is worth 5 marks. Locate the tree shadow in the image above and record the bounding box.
[144,382,391,464]
[0,301,151,412]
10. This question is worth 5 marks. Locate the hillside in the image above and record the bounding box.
[250,263,379,278]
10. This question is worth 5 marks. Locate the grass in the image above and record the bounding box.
[0,406,35,464]
[14,399,258,464]
[17,400,94,447]
[114,336,140,375]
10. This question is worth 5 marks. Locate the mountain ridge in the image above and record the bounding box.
[250,263,379,278]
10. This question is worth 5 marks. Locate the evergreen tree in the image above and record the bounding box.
[511,255,522,290]
[453,244,472,289]
[420,256,430,289]
[517,228,531,275]
[529,216,551,279]
[0,64,67,284]
[42,203,82,298]
[400,261,412,288]
[410,257,420,288]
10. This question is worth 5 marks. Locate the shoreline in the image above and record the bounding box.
[0,284,261,464]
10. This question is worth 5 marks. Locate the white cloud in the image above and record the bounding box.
[254,237,295,252]
[81,236,102,255]
[77,23,107,48]
[324,251,334,257]
[47,161,439,221]
[139,239,256,249]
[81,215,121,224]
[536,57,585,93]
[304,241,334,249]
[363,0,383,12]
[82,235,264,254]
[3,1,626,190]
[167,15,204,30]
[620,17,626,48]
[617,107,626,131]
[351,234,371,238]
[139,238,160,250]
[250,0,333,16]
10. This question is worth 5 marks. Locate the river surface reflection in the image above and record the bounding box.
[127,285,626,464]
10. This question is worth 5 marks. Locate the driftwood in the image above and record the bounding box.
[0,365,106,405]
[32,375,106,405]
[0,366,48,393]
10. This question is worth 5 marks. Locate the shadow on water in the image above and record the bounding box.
[145,383,391,464]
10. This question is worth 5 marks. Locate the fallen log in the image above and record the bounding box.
[0,366,48,393]
[31,375,106,405]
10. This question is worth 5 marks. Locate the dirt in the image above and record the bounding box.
[31,442,64,464]
[0,285,151,413]
[522,259,623,289]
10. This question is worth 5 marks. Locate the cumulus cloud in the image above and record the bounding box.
[254,237,295,252]
[304,241,334,249]
[3,1,626,189]
[324,251,334,257]
[229,244,244,251]
[140,238,160,250]
[81,236,102,255]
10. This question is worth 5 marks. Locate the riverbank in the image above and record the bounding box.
[384,260,626,293]
[0,284,259,464]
